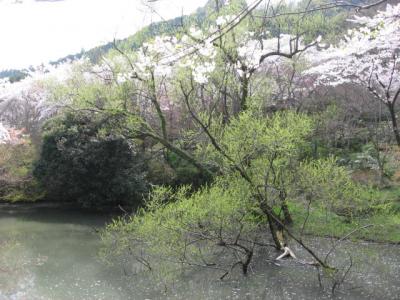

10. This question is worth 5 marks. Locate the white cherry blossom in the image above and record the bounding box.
[305,3,400,144]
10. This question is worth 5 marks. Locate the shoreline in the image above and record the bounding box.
[1,201,398,246]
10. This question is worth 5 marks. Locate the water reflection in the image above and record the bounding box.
[0,204,399,299]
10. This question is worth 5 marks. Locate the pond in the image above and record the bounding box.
[0,204,399,299]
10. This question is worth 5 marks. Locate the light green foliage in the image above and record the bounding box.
[361,185,400,214]
[196,111,314,186]
[0,142,43,202]
[0,143,36,179]
[297,158,365,218]
[101,176,258,274]
[46,57,138,113]
[101,111,366,276]
[20,0,398,283]
[291,200,400,243]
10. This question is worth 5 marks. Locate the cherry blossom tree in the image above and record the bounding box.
[0,62,73,142]
[0,123,10,144]
[305,3,400,146]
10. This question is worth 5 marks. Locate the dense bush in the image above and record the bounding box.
[0,142,43,202]
[33,111,148,208]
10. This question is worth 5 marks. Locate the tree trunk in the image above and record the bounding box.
[281,201,293,225]
[280,190,293,225]
[143,131,214,179]
[240,76,249,112]
[149,72,168,142]
[242,250,253,275]
[388,103,400,146]
[263,205,285,250]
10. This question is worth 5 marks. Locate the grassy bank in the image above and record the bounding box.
[291,185,400,243]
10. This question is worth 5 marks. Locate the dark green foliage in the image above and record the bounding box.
[34,111,148,208]
[0,69,28,83]
[167,152,211,187]
[49,49,86,66]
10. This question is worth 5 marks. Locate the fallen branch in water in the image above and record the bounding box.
[276,246,297,260]
[275,246,323,267]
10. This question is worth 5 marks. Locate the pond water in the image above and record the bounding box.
[0,204,399,300]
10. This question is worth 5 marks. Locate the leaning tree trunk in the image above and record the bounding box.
[261,201,286,250]
[267,214,285,250]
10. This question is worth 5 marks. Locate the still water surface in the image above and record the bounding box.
[0,204,399,300]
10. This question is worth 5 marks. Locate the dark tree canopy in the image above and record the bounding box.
[34,111,148,208]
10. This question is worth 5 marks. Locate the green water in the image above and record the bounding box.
[0,204,399,299]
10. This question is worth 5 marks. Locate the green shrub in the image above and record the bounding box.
[0,142,42,202]
[34,111,148,208]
